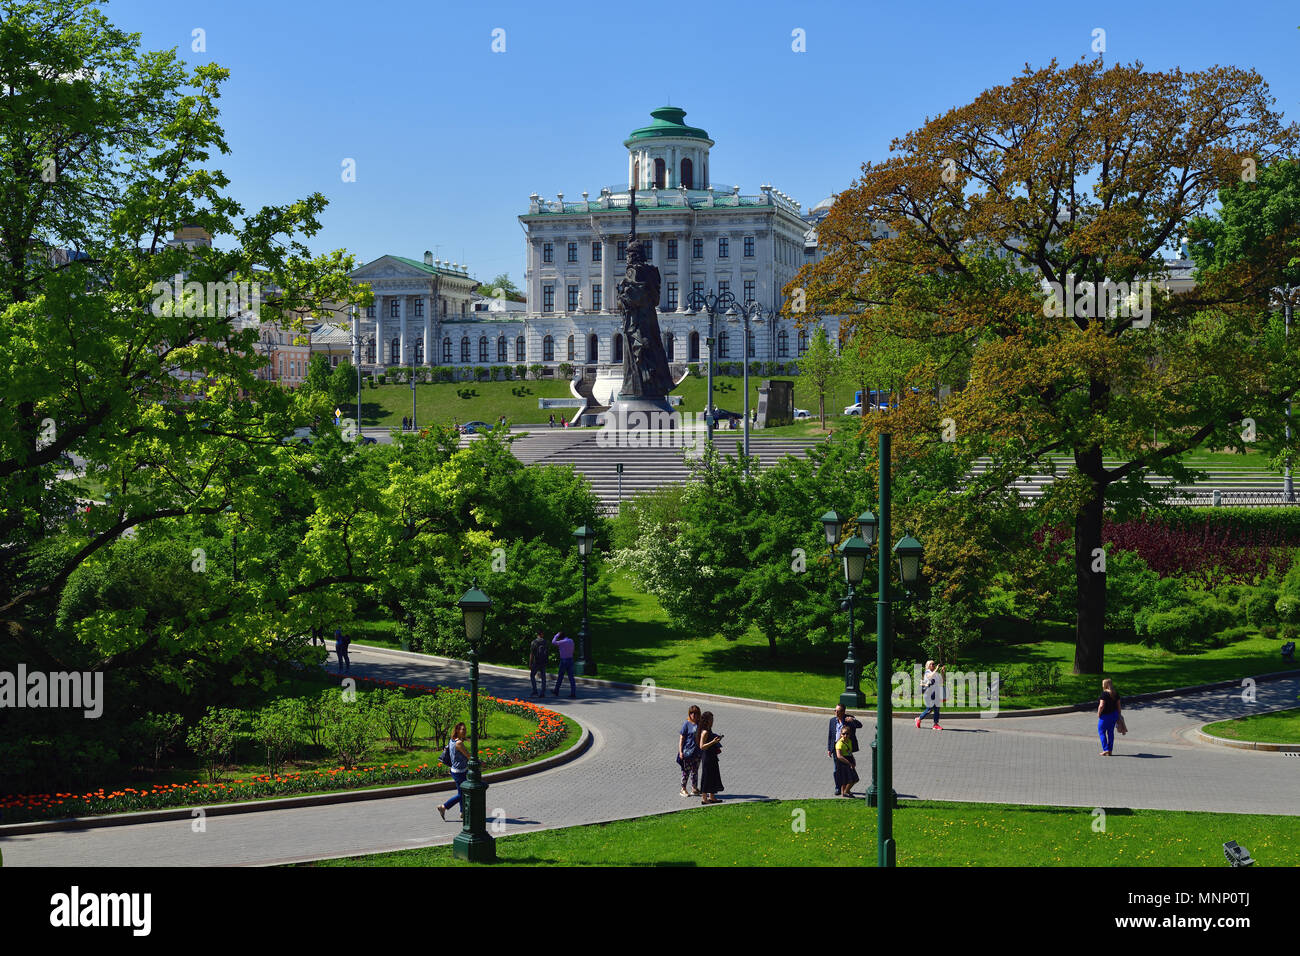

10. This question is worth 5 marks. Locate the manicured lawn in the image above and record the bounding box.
[363,379,575,427]
[308,798,1300,867]
[1203,706,1300,743]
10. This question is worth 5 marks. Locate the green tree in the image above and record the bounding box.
[329,359,358,413]
[302,354,333,398]
[480,273,523,301]
[797,326,840,427]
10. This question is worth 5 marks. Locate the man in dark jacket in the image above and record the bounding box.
[827,705,862,795]
[528,631,549,696]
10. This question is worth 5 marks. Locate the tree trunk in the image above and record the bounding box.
[1073,446,1107,675]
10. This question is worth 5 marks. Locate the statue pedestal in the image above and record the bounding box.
[601,396,677,429]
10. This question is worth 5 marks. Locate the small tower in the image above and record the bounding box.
[624,106,713,191]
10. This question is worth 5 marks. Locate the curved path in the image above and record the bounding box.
[3,648,1297,866]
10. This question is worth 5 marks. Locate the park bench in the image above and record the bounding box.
[1283,641,1296,663]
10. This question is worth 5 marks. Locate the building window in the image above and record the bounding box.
[479,336,489,362]
[693,238,703,259]
[680,158,693,189]
[332,355,339,367]
[567,335,575,361]
[543,335,554,361]
[667,282,678,310]
[798,329,807,356]
[777,329,789,357]
[567,242,578,263]
[744,236,755,257]
[443,337,452,363]
[567,285,579,312]
[668,239,678,260]
[442,299,447,317]
[692,281,704,302]
[461,301,466,316]
[718,280,730,298]
[587,333,599,361]
[644,240,652,261]
[390,338,400,363]
[543,284,555,313]
[366,304,376,319]
[498,336,507,362]
[718,330,729,359]
[688,331,699,361]
[617,240,627,262]
[516,336,525,361]
[366,338,376,364]
[389,300,400,318]
[592,284,602,311]
[414,337,423,364]
[718,238,729,259]
[543,242,553,263]
[592,241,602,262]
[744,280,755,304]
[613,333,623,363]
[460,337,470,362]
[414,298,424,317]
[653,157,665,188]
[665,332,674,361]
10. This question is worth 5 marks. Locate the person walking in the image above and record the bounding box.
[678,704,703,797]
[915,659,943,730]
[436,722,470,821]
[697,711,724,804]
[834,724,860,797]
[552,630,576,698]
[548,413,556,428]
[334,626,350,674]
[528,631,549,697]
[827,705,863,796]
[1097,678,1125,756]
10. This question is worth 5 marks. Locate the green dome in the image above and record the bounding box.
[624,106,712,145]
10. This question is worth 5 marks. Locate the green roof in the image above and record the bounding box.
[624,106,711,145]
[390,255,478,282]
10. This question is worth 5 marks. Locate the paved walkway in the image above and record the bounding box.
[3,648,1296,866]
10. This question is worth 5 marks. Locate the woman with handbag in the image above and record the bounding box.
[697,711,724,804]
[437,722,470,820]
[1097,679,1125,756]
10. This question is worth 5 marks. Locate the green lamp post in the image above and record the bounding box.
[837,535,870,708]
[452,584,496,863]
[573,524,596,676]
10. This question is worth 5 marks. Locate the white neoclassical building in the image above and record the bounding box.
[348,106,844,376]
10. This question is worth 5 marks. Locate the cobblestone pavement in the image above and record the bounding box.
[3,648,1296,866]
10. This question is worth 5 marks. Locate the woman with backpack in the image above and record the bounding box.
[436,722,470,821]
[697,711,724,804]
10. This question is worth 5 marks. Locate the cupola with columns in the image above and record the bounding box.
[623,106,713,191]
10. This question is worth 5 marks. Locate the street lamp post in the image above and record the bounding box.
[727,300,765,462]
[573,524,596,676]
[687,288,735,445]
[452,585,496,863]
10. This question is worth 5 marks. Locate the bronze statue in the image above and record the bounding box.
[616,188,674,399]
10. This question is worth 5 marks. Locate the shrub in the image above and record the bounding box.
[557,362,573,379]
[516,364,527,381]
[186,707,245,783]
[1275,593,1300,623]
[1284,624,1299,641]
[1260,624,1279,640]
[321,697,377,770]
[1209,625,1254,648]
[127,711,184,771]
[373,690,421,749]
[1242,586,1280,626]
[474,366,490,382]
[299,692,330,747]
[252,701,302,776]
[420,690,461,747]
[528,363,544,380]
[1004,661,1062,697]
[376,374,387,385]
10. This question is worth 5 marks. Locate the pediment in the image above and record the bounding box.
[348,256,431,281]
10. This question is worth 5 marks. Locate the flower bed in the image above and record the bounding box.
[0,675,568,824]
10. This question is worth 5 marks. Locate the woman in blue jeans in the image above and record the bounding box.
[437,722,470,820]
[1097,679,1125,756]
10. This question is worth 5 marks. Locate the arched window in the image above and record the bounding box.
[516,336,525,361]
[442,337,452,363]
[777,328,789,358]
[680,158,693,189]
[688,331,699,362]
[797,329,807,356]
[460,336,470,362]
[543,335,554,361]
[653,157,665,189]
[665,332,674,362]
[718,330,729,359]
[497,336,507,362]
[633,159,640,188]
[442,299,448,317]
[588,333,599,362]
[613,333,623,363]
[567,335,575,361]
[390,337,400,364]
[479,336,488,362]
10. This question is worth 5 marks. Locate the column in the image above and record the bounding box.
[374,295,385,367]
[677,232,691,312]
[351,306,360,366]
[398,294,408,365]
[601,239,614,313]
[423,294,433,366]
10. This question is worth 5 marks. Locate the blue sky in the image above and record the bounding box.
[105,0,1300,284]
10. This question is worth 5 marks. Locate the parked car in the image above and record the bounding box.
[460,420,491,434]
[843,403,863,416]
[359,436,377,445]
[793,408,810,419]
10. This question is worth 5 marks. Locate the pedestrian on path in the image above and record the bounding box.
[678,704,702,797]
[1098,678,1126,756]
[834,724,860,797]
[528,631,549,697]
[915,660,943,730]
[552,631,576,698]
[827,705,862,796]
[437,722,470,821]
[335,626,350,674]
[549,413,556,428]
[697,711,724,803]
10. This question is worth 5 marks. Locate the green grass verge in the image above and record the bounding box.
[363,379,575,427]
[307,798,1300,867]
[1202,706,1300,744]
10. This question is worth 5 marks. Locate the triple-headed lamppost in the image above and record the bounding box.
[726,299,765,462]
[686,288,735,444]
[573,524,597,676]
[820,509,876,709]
[452,585,496,863]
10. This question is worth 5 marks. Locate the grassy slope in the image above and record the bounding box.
[310,798,1300,867]
[1202,706,1300,743]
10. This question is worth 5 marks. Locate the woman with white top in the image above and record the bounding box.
[437,722,470,821]
[915,660,944,730]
